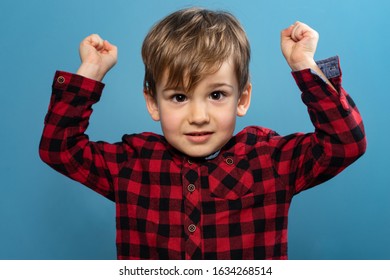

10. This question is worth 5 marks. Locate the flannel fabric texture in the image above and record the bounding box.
[39,56,366,259]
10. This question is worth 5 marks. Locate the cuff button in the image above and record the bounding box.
[57,76,65,84]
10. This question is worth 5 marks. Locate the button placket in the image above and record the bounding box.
[182,159,201,258]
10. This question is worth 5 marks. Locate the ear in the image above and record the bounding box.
[237,83,252,117]
[143,90,160,121]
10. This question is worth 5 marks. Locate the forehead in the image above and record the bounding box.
[158,59,238,93]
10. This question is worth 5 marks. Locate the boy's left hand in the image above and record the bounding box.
[281,22,319,71]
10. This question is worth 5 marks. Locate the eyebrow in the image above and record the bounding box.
[208,83,235,90]
[163,83,234,92]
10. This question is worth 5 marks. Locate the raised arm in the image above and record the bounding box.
[39,35,122,200]
[270,22,367,194]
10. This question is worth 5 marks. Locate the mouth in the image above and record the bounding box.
[184,131,213,143]
[185,131,213,136]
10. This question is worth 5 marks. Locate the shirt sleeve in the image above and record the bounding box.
[39,71,126,201]
[269,56,367,195]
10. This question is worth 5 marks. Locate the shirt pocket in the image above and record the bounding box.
[207,155,254,200]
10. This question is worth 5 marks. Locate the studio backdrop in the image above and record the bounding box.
[0,0,388,259]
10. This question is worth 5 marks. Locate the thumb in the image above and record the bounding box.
[281,24,295,39]
[87,34,105,51]
[291,21,302,42]
[290,22,319,43]
[103,40,117,53]
[103,40,118,66]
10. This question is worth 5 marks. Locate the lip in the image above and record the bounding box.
[184,131,213,143]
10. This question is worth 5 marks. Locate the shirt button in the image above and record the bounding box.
[188,224,196,233]
[57,76,65,84]
[187,184,195,192]
[187,159,193,165]
[225,157,234,165]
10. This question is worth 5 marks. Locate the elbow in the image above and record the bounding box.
[39,136,59,166]
[39,146,50,165]
[333,126,367,163]
[348,127,367,161]
[39,138,69,175]
[39,140,52,165]
[355,124,367,158]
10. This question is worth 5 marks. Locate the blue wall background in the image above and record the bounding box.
[0,0,388,259]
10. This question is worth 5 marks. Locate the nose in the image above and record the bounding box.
[188,100,210,125]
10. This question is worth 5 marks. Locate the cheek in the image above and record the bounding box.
[219,114,236,132]
[159,107,182,133]
[216,105,237,130]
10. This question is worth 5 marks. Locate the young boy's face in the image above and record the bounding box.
[145,59,251,158]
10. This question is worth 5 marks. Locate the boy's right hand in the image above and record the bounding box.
[76,34,118,81]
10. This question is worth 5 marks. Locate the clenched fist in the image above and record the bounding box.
[76,34,118,81]
[281,22,319,71]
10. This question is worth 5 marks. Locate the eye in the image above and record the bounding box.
[172,94,187,103]
[209,91,225,100]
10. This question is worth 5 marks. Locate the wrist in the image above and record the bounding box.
[289,58,317,72]
[76,63,106,81]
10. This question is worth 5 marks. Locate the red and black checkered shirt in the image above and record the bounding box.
[39,56,366,259]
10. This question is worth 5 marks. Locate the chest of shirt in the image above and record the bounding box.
[114,149,290,224]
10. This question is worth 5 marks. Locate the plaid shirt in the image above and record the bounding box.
[39,56,366,259]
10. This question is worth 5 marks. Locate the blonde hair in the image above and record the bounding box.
[142,7,251,96]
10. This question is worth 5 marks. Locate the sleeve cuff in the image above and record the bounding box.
[315,56,341,79]
[52,71,105,102]
[292,56,342,93]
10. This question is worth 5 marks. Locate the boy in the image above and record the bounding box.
[39,8,366,259]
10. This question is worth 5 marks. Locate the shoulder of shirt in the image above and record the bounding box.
[239,126,279,139]
[120,132,175,159]
[225,126,278,148]
[121,132,166,148]
[221,126,278,156]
